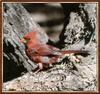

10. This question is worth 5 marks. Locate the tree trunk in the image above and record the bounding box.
[3,3,48,82]
[3,3,97,91]
[59,3,97,50]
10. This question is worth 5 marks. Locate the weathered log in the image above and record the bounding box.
[3,3,97,91]
[59,3,97,50]
[3,3,48,82]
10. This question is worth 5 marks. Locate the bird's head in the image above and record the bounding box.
[20,31,38,44]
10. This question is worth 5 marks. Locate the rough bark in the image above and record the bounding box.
[3,3,48,82]
[3,3,97,91]
[59,3,97,50]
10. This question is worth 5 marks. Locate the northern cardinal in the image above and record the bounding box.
[20,31,88,70]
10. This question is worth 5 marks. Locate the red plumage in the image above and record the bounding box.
[20,31,88,70]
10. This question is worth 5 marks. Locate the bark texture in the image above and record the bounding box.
[3,3,97,92]
[3,3,48,82]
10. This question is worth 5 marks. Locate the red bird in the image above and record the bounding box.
[20,31,88,70]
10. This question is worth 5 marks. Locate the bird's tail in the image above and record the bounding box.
[50,50,89,65]
[60,50,90,56]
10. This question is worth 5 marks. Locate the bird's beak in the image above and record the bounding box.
[20,38,27,43]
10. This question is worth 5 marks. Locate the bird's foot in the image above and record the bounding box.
[49,63,53,67]
[30,69,41,76]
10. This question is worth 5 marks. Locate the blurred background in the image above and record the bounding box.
[23,3,65,42]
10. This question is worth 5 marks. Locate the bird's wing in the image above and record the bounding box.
[33,44,60,56]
